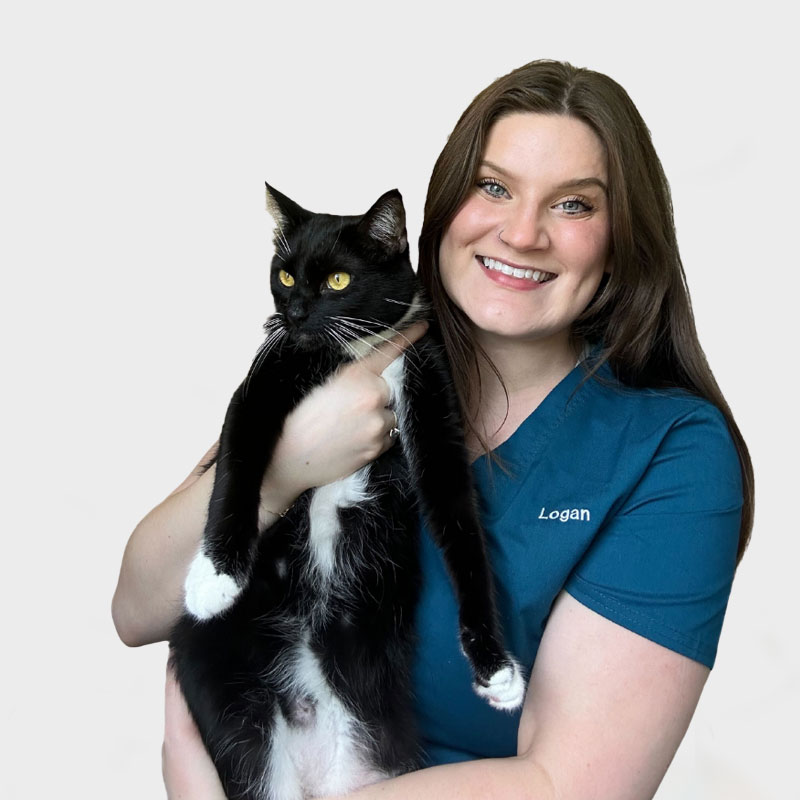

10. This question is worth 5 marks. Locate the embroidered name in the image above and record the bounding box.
[538,507,591,522]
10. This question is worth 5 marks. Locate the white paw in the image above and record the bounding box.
[474,659,525,711]
[184,551,242,621]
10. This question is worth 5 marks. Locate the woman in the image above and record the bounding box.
[114,59,753,798]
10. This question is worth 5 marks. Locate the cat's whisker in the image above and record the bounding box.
[330,320,397,353]
[328,317,379,339]
[330,220,343,254]
[328,318,422,374]
[244,323,286,396]
[330,320,379,339]
[382,298,414,307]
[263,314,285,331]
[339,330,411,364]
[326,322,363,360]
[331,317,390,340]
[339,320,416,357]
[334,315,409,342]
[335,320,425,381]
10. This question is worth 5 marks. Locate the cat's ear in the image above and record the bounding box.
[265,182,312,240]
[358,189,408,256]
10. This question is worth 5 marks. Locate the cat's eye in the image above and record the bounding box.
[326,272,351,291]
[278,270,295,287]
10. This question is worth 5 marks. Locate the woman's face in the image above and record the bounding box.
[438,112,611,349]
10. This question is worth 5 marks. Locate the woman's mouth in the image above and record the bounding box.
[477,256,557,286]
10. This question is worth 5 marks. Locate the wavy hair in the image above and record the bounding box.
[418,60,753,561]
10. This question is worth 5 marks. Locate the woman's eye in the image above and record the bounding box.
[326,272,351,291]
[477,179,509,199]
[556,198,593,215]
[278,269,295,287]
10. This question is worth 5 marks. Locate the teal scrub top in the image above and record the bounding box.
[411,360,743,766]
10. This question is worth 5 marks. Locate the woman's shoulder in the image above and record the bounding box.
[579,365,741,510]
[587,362,730,436]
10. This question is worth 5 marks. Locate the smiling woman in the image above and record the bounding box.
[117,58,755,800]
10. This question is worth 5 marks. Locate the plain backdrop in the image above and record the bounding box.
[1,2,796,798]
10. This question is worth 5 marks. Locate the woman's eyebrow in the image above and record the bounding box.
[553,177,608,193]
[479,159,515,178]
[479,161,607,194]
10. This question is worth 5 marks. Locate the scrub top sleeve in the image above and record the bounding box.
[564,402,743,668]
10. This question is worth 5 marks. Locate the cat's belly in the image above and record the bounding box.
[267,633,390,800]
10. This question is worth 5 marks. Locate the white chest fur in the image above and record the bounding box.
[306,353,408,584]
[307,467,372,581]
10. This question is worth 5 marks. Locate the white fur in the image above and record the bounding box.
[308,466,372,581]
[380,353,408,426]
[265,634,390,799]
[304,352,408,590]
[183,550,242,621]
[262,711,303,800]
[368,204,406,249]
[474,658,526,711]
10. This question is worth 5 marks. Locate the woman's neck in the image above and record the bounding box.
[475,328,580,397]
[466,330,582,457]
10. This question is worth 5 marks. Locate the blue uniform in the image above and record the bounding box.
[411,360,743,766]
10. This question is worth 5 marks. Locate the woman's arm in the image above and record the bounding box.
[334,593,707,800]
[163,591,708,800]
[112,323,428,647]
[112,441,221,646]
[112,428,317,646]
[164,661,229,800]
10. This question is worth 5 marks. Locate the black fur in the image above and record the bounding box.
[169,186,520,800]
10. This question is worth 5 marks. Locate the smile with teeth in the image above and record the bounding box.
[480,256,556,283]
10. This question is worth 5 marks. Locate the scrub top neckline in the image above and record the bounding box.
[472,360,600,523]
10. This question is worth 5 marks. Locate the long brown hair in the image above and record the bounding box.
[418,59,753,562]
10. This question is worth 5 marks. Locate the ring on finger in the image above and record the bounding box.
[388,410,400,440]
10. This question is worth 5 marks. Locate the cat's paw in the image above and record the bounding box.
[184,551,242,621]
[473,658,525,711]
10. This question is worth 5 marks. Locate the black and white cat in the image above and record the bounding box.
[169,185,524,800]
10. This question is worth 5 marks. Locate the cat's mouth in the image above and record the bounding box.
[478,255,557,284]
[287,329,328,351]
[286,324,362,353]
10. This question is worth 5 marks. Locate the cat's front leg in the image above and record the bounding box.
[398,343,525,711]
[184,381,288,621]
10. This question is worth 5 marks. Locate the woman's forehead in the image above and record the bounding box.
[483,113,608,186]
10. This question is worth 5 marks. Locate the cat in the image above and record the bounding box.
[168,185,525,800]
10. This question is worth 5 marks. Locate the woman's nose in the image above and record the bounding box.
[498,204,549,252]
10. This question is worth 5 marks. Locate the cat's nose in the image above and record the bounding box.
[286,303,309,325]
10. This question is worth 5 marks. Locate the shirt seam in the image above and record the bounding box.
[566,574,715,666]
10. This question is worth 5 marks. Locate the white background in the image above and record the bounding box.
[1,2,796,798]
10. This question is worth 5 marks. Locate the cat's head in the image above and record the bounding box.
[264,184,424,354]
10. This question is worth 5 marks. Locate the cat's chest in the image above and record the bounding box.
[306,467,373,580]
[304,353,410,581]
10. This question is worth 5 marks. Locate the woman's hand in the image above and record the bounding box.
[163,662,228,800]
[263,322,428,504]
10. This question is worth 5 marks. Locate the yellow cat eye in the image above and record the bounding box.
[278,270,295,287]
[326,272,351,291]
